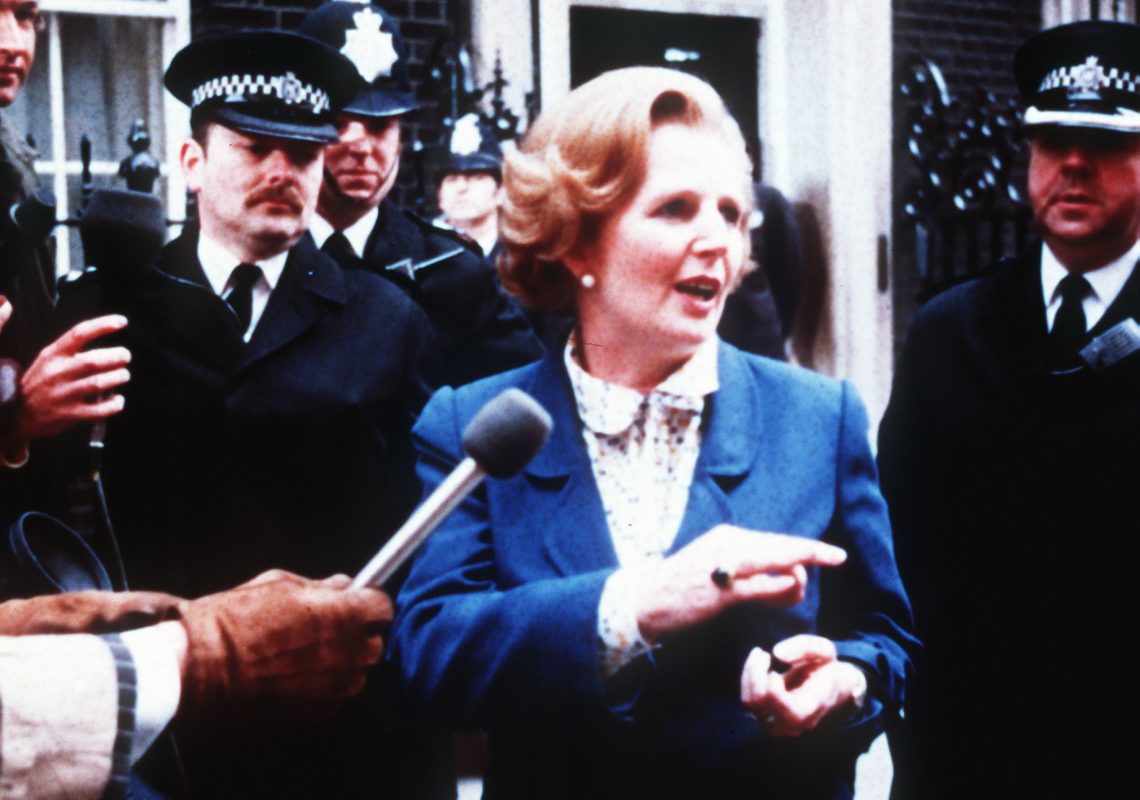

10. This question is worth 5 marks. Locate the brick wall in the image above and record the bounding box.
[190,0,470,209]
[891,0,1042,347]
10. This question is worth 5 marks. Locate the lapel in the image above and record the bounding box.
[974,250,1051,383]
[364,200,428,269]
[1084,255,1140,384]
[140,230,245,375]
[522,342,765,574]
[241,235,347,372]
[522,352,620,576]
[1090,255,1140,337]
[668,342,764,553]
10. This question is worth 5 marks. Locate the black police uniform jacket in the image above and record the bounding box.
[877,248,1140,800]
[48,227,441,799]
[324,199,543,386]
[83,228,436,597]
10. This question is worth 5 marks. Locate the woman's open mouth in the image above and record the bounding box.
[675,277,721,301]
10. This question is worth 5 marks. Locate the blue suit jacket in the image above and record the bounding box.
[393,342,916,800]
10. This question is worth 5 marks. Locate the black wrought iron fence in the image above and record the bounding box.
[896,58,1034,302]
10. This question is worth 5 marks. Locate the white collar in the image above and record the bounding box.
[474,230,498,259]
[565,336,720,436]
[309,207,379,258]
[1041,238,1140,310]
[196,231,288,295]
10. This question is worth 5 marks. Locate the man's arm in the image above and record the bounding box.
[0,570,393,798]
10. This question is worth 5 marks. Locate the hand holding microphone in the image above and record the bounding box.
[353,388,553,589]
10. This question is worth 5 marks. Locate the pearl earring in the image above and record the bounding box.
[580,273,596,289]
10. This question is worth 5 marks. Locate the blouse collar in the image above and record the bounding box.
[564,336,720,436]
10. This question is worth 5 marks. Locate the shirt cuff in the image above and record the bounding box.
[120,623,183,765]
[849,663,868,710]
[597,569,655,679]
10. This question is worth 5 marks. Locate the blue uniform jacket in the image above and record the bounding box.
[393,342,916,800]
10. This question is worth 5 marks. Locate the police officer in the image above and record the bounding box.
[436,112,504,259]
[50,29,436,798]
[879,20,1140,799]
[300,1,543,387]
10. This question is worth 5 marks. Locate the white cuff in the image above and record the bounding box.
[120,623,183,764]
[597,569,655,679]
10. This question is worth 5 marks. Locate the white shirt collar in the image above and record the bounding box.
[309,207,379,258]
[1042,239,1140,331]
[564,336,720,436]
[474,230,498,259]
[196,231,288,295]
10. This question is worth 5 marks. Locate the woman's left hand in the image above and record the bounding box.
[739,635,867,738]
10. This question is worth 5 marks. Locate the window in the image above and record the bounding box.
[1043,0,1138,26]
[5,0,190,274]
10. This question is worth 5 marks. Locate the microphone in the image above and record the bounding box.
[78,188,167,280]
[352,388,553,589]
[71,190,167,464]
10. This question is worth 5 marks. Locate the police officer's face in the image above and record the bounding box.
[182,124,323,261]
[322,113,401,208]
[1028,127,1140,271]
[437,172,499,229]
[0,1,38,108]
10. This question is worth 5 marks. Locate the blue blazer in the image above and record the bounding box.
[393,342,916,800]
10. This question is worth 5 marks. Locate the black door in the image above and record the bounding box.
[569,7,760,174]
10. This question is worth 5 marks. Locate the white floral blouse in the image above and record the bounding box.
[563,337,720,677]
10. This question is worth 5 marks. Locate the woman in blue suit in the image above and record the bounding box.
[392,68,916,799]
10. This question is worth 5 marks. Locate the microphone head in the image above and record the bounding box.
[79,189,167,274]
[462,388,553,479]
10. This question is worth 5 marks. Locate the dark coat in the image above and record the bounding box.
[83,229,437,597]
[319,199,544,386]
[878,250,1140,799]
[0,117,57,529]
[393,342,916,800]
[46,228,441,799]
[0,115,54,368]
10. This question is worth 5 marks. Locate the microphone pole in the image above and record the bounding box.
[353,388,553,589]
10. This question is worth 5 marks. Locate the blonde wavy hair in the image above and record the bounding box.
[498,67,753,313]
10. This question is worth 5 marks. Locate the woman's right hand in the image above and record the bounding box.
[627,524,846,642]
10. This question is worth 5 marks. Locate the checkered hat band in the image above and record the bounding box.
[190,73,330,113]
[1039,63,1140,95]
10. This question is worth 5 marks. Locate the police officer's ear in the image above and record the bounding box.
[181,135,208,193]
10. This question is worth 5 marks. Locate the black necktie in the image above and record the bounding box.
[225,263,262,334]
[321,231,356,265]
[1049,272,1092,367]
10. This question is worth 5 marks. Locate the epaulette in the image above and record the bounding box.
[384,209,479,282]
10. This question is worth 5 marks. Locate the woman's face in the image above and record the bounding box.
[573,123,749,363]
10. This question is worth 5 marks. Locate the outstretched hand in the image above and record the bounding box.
[740,635,867,738]
[176,569,393,723]
[627,524,847,642]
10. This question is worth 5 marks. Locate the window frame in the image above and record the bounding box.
[35,0,190,273]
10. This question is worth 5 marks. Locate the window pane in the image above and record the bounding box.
[61,15,166,165]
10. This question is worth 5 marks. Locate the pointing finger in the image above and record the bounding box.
[734,538,847,576]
